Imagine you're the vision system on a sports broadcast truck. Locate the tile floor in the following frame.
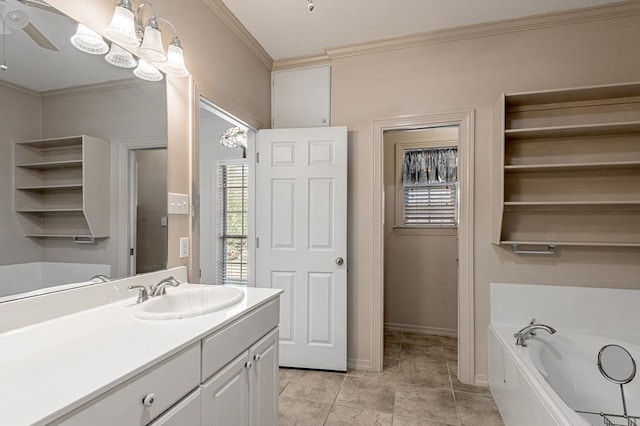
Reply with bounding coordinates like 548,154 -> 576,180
279,331 -> 504,426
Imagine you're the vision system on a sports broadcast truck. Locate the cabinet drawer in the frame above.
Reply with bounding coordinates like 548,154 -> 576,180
202,299 -> 279,381
148,388 -> 201,426
57,343 -> 201,426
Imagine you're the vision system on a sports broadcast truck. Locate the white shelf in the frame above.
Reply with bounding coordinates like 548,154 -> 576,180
501,240 -> 640,247
504,161 -> 640,172
505,121 -> 640,140
16,184 -> 83,191
16,160 -> 83,170
492,82 -> 640,248
13,135 -> 110,239
17,209 -> 84,213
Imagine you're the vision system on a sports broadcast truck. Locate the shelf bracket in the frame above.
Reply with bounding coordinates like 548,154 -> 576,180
511,244 -> 556,255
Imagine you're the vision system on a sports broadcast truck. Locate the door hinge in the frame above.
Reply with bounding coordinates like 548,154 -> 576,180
256,237 -> 260,248
130,248 -> 134,256
256,152 -> 260,163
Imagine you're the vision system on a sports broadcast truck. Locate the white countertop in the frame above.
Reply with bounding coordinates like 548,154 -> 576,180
0,284 -> 281,426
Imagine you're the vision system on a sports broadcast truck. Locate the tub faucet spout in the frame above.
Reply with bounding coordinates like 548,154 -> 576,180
514,323 -> 556,347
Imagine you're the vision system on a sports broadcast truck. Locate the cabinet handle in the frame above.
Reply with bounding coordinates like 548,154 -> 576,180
254,353 -> 261,362
245,361 -> 253,369
142,393 -> 156,408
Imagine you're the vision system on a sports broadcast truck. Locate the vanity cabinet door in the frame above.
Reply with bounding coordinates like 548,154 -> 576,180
201,350 -> 250,426
249,327 -> 279,426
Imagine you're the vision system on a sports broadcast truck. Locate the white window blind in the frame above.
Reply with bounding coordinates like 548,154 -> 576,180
404,183 -> 458,226
402,147 -> 458,227
217,161 -> 248,285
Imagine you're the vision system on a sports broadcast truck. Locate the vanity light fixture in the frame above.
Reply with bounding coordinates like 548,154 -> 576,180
105,42 -> 137,69
104,0 -> 138,48
105,0 -> 189,76
133,58 -> 163,81
155,18 -> 188,78
70,23 -> 109,55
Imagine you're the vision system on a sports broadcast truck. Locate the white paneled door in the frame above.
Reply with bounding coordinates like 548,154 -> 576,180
256,127 -> 347,371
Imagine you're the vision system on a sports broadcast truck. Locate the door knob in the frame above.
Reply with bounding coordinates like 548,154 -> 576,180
335,257 -> 344,266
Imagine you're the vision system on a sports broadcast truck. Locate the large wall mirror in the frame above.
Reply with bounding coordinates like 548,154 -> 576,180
0,0 -> 168,301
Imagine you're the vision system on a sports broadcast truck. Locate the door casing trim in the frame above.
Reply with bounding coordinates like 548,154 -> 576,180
371,109 -> 475,384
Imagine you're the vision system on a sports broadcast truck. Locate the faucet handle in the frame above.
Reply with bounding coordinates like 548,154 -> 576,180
128,284 -> 149,304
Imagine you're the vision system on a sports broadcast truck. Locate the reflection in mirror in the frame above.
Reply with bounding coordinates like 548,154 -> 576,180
0,0 -> 168,302
198,99 -> 250,285
598,344 -> 637,384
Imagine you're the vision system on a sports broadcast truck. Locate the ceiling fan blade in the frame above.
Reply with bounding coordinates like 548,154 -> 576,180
23,22 -> 58,51
16,0 -> 64,15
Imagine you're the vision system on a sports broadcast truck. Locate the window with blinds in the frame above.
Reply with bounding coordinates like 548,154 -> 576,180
402,147 -> 458,227
217,161 -> 248,285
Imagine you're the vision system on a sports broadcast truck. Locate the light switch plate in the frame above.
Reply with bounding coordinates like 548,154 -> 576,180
168,193 -> 189,215
179,237 -> 189,258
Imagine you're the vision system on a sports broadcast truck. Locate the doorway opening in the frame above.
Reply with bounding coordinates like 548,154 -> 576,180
131,148 -> 168,274
372,110 -> 475,384
382,125 -> 459,369
198,98 -> 256,286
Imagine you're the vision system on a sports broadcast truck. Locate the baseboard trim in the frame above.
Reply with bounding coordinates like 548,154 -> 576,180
475,374 -> 489,386
347,358 -> 372,371
385,322 -> 458,338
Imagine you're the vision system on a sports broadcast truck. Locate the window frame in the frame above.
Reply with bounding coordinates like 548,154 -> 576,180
394,140 -> 459,233
216,159 -> 249,285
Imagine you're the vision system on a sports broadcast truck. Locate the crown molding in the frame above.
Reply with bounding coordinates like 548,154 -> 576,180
272,54 -> 332,72
200,0 -> 273,70
0,80 -> 40,99
40,78 -> 159,100
325,0 -> 640,59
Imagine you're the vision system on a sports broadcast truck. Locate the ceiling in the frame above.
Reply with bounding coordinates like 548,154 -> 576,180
220,0 -> 625,60
0,0 -> 135,92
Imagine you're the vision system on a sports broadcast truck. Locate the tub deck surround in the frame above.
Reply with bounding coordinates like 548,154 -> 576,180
0,273 -> 282,426
489,283 -> 640,426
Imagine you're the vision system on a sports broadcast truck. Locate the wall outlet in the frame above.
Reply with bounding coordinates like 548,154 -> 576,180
179,237 -> 189,258
168,193 -> 189,215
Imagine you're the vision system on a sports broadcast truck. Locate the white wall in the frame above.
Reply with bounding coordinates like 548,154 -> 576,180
0,84 -> 43,271
199,108 -> 244,284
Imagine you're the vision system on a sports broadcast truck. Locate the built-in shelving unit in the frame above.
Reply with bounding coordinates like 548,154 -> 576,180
13,135 -> 110,240
492,81 -> 640,249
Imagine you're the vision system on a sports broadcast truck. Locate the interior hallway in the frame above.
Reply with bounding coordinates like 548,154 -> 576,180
279,332 -> 504,425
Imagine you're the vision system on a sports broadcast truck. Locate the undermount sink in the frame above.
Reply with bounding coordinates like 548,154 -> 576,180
133,285 -> 245,320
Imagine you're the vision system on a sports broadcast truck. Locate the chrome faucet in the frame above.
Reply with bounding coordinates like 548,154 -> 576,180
128,284 -> 150,303
90,274 -> 110,283
514,318 -> 556,347
150,276 -> 181,297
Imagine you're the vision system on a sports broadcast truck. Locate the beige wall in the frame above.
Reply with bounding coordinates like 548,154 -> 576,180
0,84 -> 43,266
332,14 -> 640,377
384,128 -> 458,334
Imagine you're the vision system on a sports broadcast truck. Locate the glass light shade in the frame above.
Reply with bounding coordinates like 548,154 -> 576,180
104,6 -> 139,48
2,9 -> 28,30
161,43 -> 189,77
133,59 -> 163,82
70,24 -> 109,55
105,43 -> 137,69
138,25 -> 166,63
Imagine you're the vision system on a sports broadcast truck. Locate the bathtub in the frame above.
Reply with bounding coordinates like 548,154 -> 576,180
489,325 -> 640,426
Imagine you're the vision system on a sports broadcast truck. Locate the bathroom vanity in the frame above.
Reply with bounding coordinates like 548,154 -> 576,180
0,267 -> 282,426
